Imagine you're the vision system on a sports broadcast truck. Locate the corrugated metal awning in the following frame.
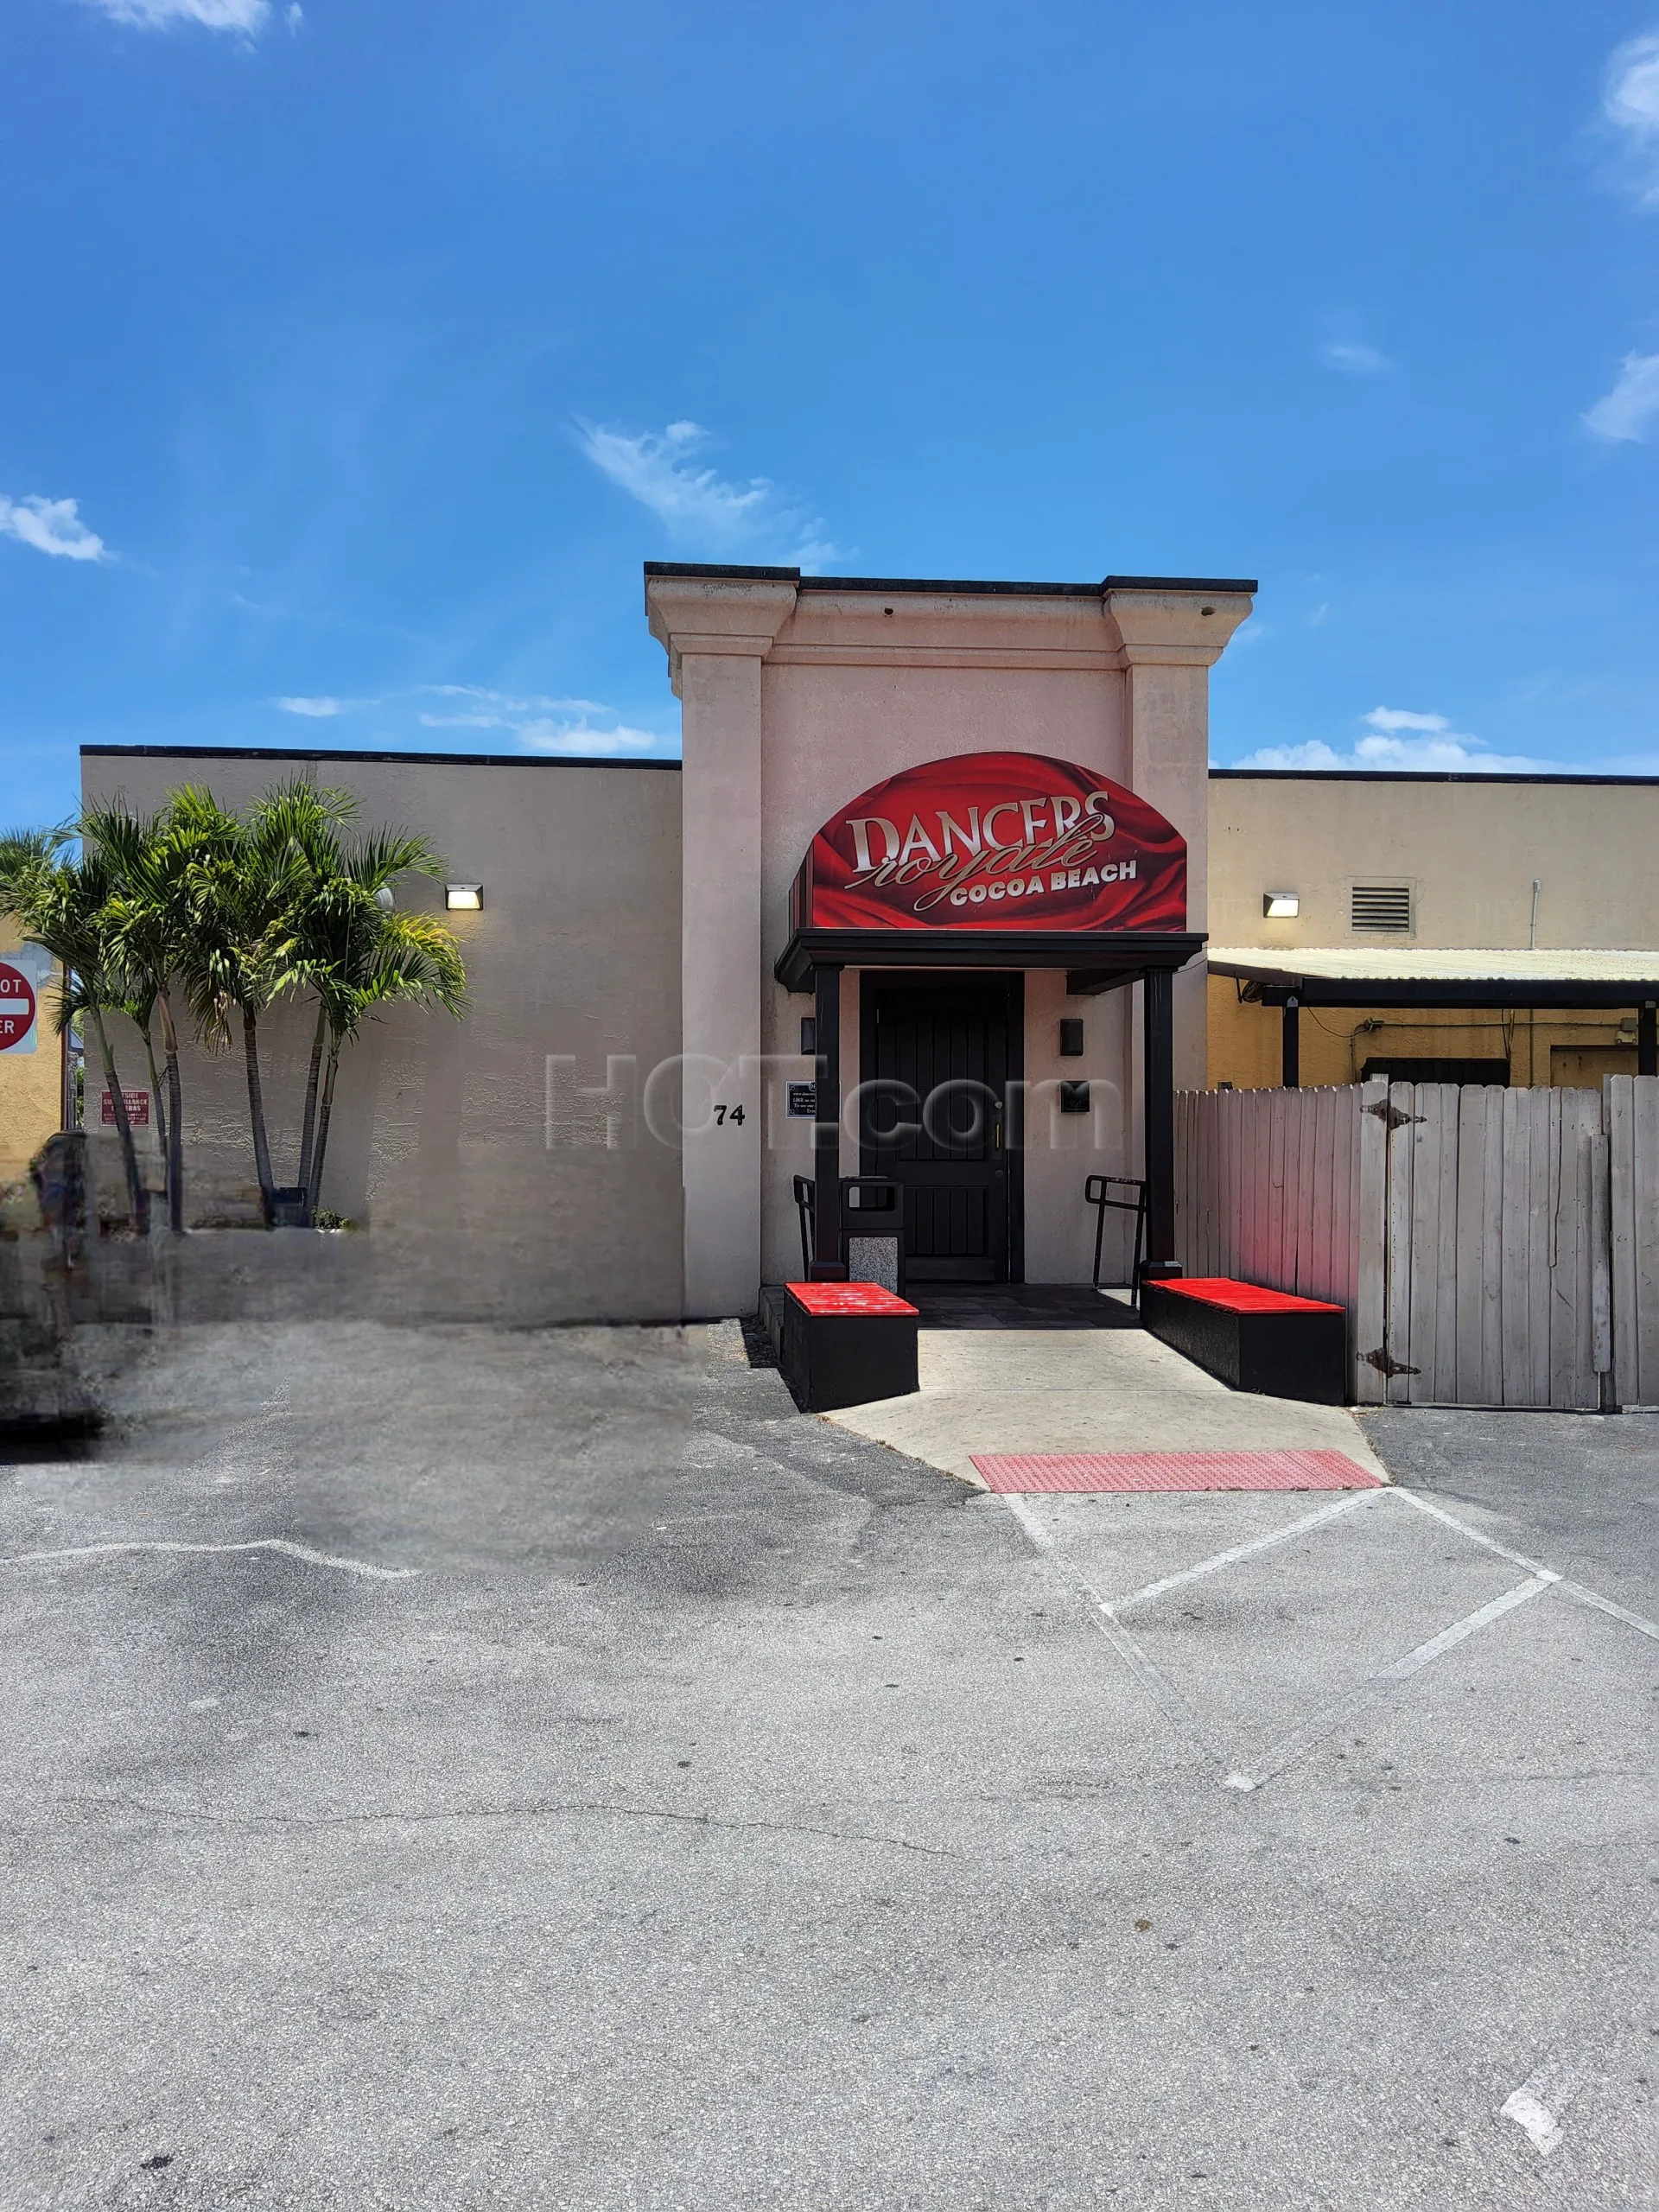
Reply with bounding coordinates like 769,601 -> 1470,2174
1205,945 -> 1659,1009
1209,945 -> 1659,986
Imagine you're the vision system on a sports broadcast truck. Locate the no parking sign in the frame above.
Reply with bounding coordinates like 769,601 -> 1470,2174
0,958 -> 41,1053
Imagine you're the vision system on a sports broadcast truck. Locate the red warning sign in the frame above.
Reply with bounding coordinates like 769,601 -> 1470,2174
0,961 -> 37,1052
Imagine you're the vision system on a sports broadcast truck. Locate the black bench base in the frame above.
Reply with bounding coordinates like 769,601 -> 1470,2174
1141,1284 -> 1348,1405
762,1285 -> 920,1413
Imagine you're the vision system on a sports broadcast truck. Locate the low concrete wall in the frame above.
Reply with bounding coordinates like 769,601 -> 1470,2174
1,1119 -> 685,1427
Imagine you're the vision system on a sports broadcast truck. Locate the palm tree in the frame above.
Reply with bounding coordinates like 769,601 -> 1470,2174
80,798 -> 208,1234
0,829 -> 150,1235
122,976 -> 169,1178
73,785 -> 465,1235
296,852 -> 466,1218
265,814 -> 459,1218
163,784 -> 322,1224
236,779 -> 363,1206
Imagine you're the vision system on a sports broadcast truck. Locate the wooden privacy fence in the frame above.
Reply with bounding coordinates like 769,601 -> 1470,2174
1607,1074 -> 1659,1408
1173,1074 -> 1659,1410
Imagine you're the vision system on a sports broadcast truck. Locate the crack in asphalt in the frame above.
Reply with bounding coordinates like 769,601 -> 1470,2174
60,1792 -> 961,1859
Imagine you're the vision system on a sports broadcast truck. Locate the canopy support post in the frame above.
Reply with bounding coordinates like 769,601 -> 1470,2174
1142,968 -> 1179,1274
810,963 -> 847,1281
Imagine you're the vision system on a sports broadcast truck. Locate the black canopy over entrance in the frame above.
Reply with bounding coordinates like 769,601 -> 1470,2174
774,923 -> 1205,1285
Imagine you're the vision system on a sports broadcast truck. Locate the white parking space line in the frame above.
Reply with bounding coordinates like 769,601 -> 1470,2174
1501,2054 -> 1586,2156
1003,1496 -> 1226,1762
1391,1484 -> 1659,1640
1555,1580 -> 1659,1642
1389,1485 -> 1558,1578
0,1538 -> 420,1583
1004,1473 -> 1655,1792
1501,2086 -> 1562,2156
1238,1573 -> 1559,1789
1110,1491 -> 1380,1611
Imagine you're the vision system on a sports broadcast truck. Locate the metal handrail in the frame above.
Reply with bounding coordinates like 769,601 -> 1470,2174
791,1174 -> 816,1277
1084,1173 -> 1148,1306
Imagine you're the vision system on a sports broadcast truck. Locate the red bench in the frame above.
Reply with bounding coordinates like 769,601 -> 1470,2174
774,1281 -> 920,1413
1140,1276 -> 1348,1404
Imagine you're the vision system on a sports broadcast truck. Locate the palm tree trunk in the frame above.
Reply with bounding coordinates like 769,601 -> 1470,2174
307,1039 -> 342,1217
241,1006 -> 275,1220
156,988 -> 186,1234
88,1007 -> 149,1236
296,1001 -> 327,1205
142,1020 -> 168,1174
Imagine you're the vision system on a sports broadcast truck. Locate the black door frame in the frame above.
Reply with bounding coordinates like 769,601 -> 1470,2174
857,969 -> 1026,1285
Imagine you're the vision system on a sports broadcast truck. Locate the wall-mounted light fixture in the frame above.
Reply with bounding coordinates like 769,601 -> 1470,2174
1263,892 -> 1300,918
445,883 -> 483,912
1058,1018 -> 1084,1058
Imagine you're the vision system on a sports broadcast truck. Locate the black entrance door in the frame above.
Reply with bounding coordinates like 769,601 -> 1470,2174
860,976 -> 1020,1283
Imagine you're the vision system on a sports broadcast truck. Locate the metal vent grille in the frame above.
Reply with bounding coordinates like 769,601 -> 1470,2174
1351,883 -> 1413,933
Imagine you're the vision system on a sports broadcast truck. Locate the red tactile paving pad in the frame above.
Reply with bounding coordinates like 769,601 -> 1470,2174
970,1449 -> 1383,1494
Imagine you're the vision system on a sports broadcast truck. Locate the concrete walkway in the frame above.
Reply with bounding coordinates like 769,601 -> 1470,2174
826,1320 -> 1389,1484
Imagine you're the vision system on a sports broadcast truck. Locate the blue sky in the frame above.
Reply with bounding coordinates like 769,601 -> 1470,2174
3,0 -> 1658,827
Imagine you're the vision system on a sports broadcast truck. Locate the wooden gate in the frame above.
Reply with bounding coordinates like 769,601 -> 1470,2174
1372,1082 -> 1607,1411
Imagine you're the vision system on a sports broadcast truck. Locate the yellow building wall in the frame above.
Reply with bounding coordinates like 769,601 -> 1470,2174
1205,773 -> 1658,1091
1206,974 -> 1643,1090
0,922 -> 64,1183
1208,774 -> 1659,952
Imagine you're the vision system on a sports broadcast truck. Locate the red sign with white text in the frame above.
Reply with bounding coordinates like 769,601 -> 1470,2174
0,962 -> 38,1051
795,752 -> 1186,932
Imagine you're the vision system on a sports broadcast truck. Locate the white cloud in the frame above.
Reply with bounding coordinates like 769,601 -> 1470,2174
516,721 -> 658,757
0,493 -> 107,562
1602,30 -> 1659,206
1362,707 -> 1452,734
1584,351 -> 1659,442
275,696 -> 364,717
265,683 -> 669,756
415,685 -> 666,757
79,0 -> 271,28
1319,340 -> 1393,376
417,684 -> 610,721
574,418 -> 840,570
1233,706 -> 1554,773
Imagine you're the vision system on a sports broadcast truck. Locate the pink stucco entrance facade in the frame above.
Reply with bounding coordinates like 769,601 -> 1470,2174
645,565 -> 1254,1320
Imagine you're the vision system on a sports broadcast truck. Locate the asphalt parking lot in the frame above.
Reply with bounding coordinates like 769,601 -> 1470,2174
2,1322 -> 1654,2210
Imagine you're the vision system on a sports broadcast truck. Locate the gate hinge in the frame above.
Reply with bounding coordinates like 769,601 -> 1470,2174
1365,1100 -> 1426,1131
1363,1346 -> 1421,1378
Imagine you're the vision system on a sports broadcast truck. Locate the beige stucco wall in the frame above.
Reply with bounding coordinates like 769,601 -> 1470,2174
79,749 -> 684,1322
649,573 -> 1251,1306
0,925 -> 62,1183
1206,773 -> 1659,1089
